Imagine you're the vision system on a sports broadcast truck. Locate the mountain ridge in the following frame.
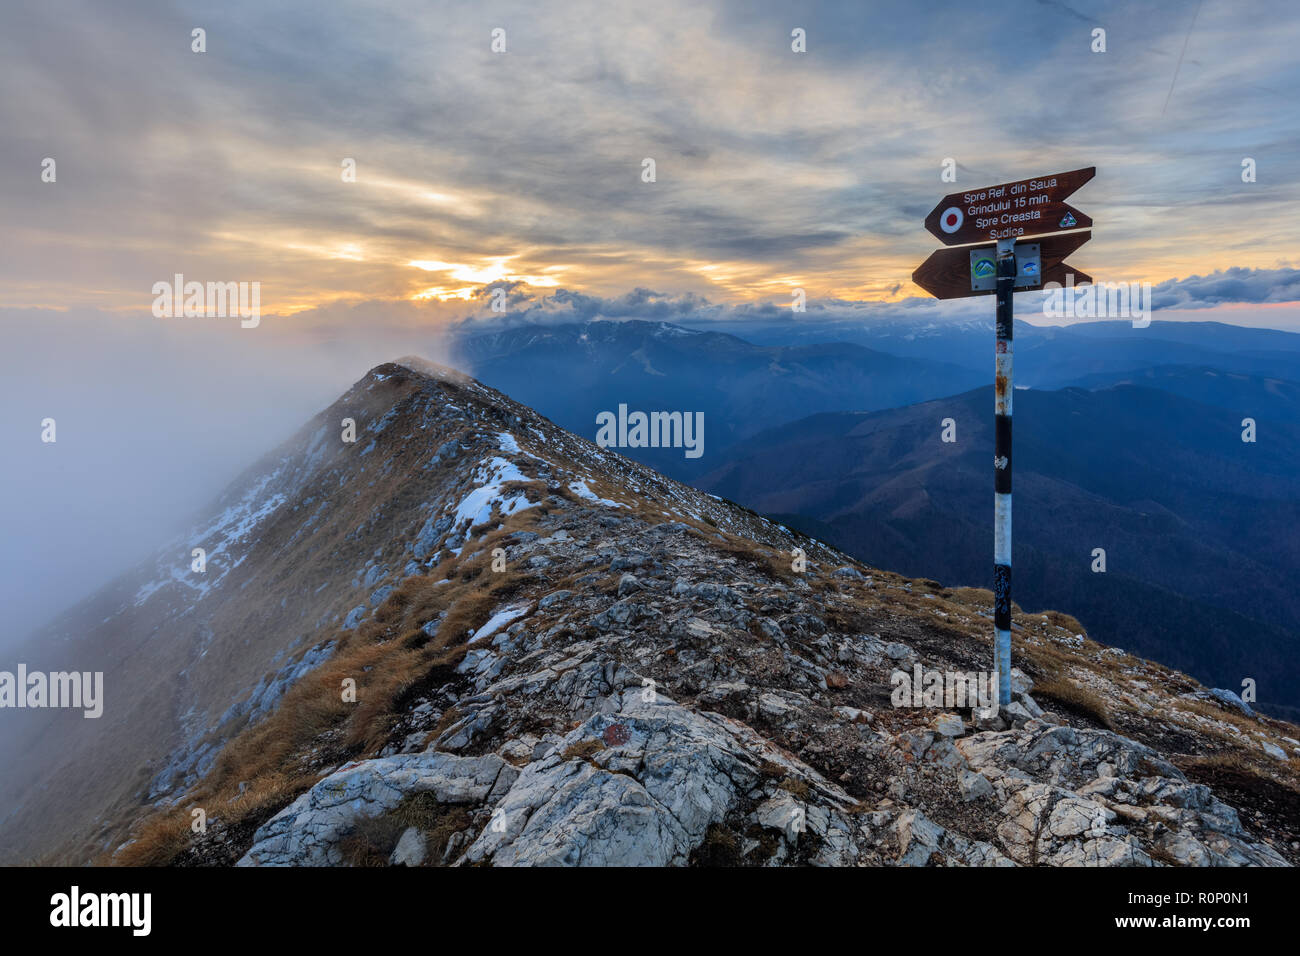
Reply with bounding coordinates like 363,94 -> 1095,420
3,359 -> 1297,867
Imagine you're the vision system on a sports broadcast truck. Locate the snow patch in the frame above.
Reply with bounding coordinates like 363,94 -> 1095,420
470,601 -> 532,644
567,479 -> 622,508
452,457 -> 538,527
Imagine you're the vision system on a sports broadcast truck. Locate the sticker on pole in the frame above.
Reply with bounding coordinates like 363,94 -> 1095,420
939,206 -> 964,234
968,243 -> 1041,291
915,232 -> 1089,299
971,254 -> 996,280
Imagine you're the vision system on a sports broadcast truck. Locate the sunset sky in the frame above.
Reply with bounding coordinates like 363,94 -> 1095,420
4,0 -> 1300,642
3,0 -> 1299,326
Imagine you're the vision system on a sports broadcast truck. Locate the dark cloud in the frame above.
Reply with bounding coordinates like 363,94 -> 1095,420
5,0 -> 1299,312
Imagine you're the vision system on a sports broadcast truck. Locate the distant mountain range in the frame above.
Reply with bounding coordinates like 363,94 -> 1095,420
452,319 -> 984,479
1057,365 -> 1300,422
698,317 -> 1300,385
695,380 -> 1300,717
452,319 -> 1300,480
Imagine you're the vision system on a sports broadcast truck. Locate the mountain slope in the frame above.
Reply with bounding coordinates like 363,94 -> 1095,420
695,384 -> 1300,717
4,361 -> 1298,868
1058,365 -> 1300,422
0,358 -> 818,864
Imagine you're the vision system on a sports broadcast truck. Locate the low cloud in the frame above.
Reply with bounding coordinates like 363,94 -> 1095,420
1151,267 -> 1300,310
449,265 -> 1300,334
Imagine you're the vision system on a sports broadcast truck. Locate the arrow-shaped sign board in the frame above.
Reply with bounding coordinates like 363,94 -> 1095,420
912,230 -> 1092,300
924,167 -> 1095,246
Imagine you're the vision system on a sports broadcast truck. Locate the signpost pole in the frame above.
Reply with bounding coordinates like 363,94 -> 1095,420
913,166 -> 1095,707
993,238 -> 1015,708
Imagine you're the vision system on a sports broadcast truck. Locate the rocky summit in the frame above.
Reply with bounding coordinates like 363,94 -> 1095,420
6,359 -> 1298,867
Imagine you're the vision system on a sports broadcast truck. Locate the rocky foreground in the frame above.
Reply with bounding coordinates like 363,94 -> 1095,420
233,523 -> 1292,868
109,360 -> 1297,867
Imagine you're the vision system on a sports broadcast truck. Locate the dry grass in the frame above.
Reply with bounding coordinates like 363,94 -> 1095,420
561,739 -> 606,761
1037,609 -> 1087,636
710,533 -> 798,583
1172,698 -> 1262,737
336,790 -> 477,866
1031,677 -> 1115,730
692,823 -> 743,867
109,507 -> 547,866
1180,749 -> 1259,775
777,776 -> 811,799
113,809 -> 196,867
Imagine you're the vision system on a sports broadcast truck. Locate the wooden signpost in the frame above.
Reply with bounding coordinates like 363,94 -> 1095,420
912,231 -> 1092,300
912,168 -> 1094,708
923,167 -> 1095,247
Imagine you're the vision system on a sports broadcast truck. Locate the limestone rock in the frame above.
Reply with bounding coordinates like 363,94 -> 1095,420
390,827 -> 426,866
